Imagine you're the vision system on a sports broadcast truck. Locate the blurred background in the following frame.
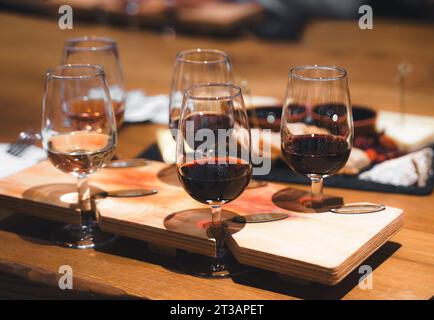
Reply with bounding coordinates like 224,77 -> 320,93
0,0 -> 433,157
0,1 -> 433,299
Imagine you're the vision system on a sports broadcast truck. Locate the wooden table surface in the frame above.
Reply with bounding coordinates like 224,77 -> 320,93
0,11 -> 433,299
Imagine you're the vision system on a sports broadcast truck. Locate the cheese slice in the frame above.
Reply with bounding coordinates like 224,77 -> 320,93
338,148 -> 371,175
359,148 -> 433,187
377,111 -> 434,152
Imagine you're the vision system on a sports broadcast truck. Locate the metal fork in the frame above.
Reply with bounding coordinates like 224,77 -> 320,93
6,131 -> 40,157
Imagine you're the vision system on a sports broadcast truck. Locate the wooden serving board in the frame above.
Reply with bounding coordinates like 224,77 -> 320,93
0,160 -> 403,285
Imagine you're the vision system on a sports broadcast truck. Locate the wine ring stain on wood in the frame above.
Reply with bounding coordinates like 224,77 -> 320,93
22,183 -> 105,208
272,187 -> 344,213
164,208 -> 245,239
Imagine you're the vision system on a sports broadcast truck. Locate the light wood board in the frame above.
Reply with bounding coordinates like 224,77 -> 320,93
0,160 -> 403,285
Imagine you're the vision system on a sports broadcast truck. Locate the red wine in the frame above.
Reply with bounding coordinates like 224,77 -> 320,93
177,112 -> 232,131
178,157 -> 251,205
282,134 -> 350,175
173,112 -> 233,145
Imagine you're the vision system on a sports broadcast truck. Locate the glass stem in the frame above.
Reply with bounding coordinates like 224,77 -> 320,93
211,204 -> 221,225
310,175 -> 324,204
77,175 -> 93,226
211,204 -> 225,272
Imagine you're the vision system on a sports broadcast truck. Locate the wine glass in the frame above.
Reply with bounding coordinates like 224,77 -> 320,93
62,36 -> 125,130
169,49 -> 233,138
280,65 -> 353,212
176,83 -> 252,278
42,64 -> 117,249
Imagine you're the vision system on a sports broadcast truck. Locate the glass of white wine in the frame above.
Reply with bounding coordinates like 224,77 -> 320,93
41,64 -> 117,249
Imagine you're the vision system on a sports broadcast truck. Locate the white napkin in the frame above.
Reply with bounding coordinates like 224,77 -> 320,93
122,91 -> 282,125
124,90 -> 169,124
0,143 -> 46,179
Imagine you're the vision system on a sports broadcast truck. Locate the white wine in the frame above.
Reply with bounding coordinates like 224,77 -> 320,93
47,131 -> 115,176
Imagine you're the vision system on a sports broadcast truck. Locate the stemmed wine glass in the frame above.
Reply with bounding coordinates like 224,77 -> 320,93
280,65 -> 353,212
176,83 -> 252,278
41,64 -> 117,249
62,36 -> 125,130
169,49 -> 233,138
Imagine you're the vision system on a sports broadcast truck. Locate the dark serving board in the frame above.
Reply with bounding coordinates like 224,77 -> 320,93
140,144 -> 434,196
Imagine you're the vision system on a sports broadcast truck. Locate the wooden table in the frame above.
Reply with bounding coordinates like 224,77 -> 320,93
0,11 -> 433,299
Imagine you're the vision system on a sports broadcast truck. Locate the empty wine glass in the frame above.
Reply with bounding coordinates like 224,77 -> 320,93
169,49 -> 233,138
62,36 -> 125,130
176,83 -> 252,278
41,64 -> 117,249
280,65 -> 353,212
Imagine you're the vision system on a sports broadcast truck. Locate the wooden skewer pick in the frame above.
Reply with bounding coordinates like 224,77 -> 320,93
396,61 -> 413,126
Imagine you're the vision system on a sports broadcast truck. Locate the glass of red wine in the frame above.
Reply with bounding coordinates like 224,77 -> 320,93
280,65 -> 353,212
175,83 -> 252,278
169,49 -> 233,139
41,64 -> 117,249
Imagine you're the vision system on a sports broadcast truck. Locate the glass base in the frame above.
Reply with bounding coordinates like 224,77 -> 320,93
51,222 -> 117,249
176,250 -> 248,279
